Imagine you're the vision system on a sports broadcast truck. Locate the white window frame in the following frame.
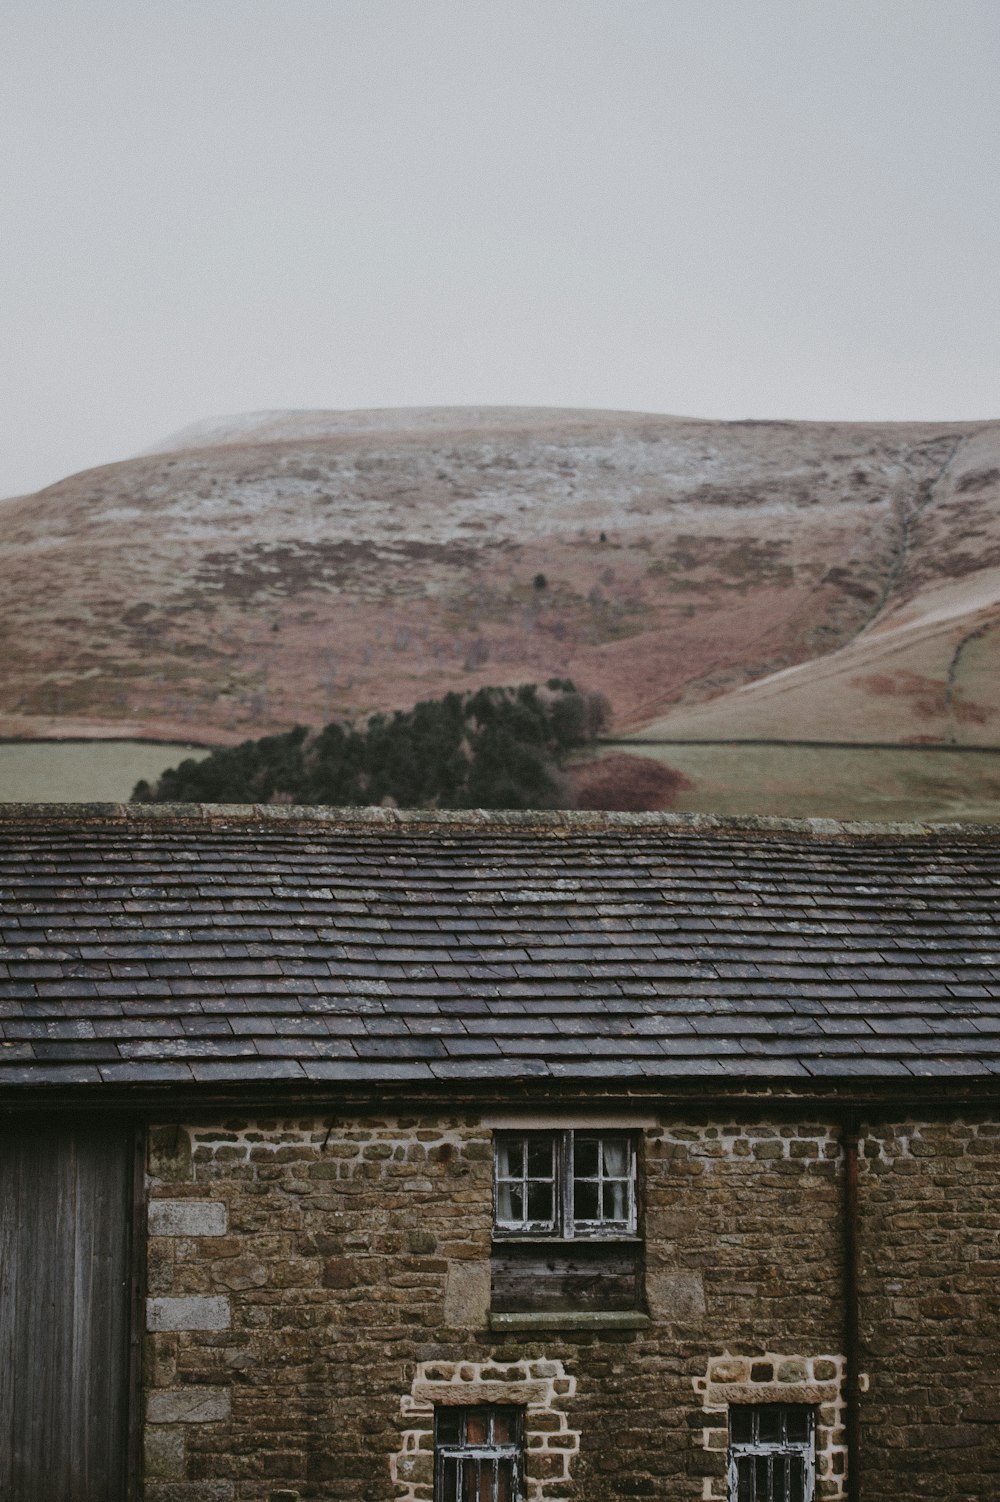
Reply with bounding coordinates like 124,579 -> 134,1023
492,1129 -> 637,1240
727,1405 -> 815,1502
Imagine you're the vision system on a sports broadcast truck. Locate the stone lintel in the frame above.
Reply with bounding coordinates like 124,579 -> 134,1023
412,1380 -> 551,1408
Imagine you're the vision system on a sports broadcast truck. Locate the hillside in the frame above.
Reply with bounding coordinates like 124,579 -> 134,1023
2,407 -> 999,775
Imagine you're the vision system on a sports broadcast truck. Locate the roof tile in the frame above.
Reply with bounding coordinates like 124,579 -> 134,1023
1,806 -> 999,1090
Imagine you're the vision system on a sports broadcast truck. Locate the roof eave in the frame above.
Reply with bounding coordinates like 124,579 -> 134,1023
2,1071 -> 998,1118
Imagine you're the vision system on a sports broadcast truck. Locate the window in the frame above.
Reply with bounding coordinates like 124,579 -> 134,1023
728,1405 -> 815,1502
434,1405 -> 524,1502
493,1130 -> 636,1238
490,1129 -> 643,1319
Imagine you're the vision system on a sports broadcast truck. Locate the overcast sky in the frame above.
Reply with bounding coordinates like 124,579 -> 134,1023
2,0 -> 998,498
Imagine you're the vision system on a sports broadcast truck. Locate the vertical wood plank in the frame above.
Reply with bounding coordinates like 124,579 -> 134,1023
0,1116 -> 132,1502
0,1123 -> 20,1497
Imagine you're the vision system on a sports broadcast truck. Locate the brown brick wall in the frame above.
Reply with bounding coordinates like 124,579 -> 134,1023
142,1109 -> 999,1502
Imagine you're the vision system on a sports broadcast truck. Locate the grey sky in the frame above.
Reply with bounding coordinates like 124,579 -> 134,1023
2,0 -> 998,498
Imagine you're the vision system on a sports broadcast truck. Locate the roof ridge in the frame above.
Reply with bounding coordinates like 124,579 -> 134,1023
0,801 -> 996,841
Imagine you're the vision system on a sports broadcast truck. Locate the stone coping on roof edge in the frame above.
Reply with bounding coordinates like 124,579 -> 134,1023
0,802 -> 997,840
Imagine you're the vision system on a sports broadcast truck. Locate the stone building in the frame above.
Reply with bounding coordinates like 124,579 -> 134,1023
1,803 -> 998,1502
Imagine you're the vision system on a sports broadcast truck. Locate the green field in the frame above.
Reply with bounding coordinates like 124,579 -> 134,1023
2,737 -> 999,823
0,742 -> 209,803
602,741 -> 1000,823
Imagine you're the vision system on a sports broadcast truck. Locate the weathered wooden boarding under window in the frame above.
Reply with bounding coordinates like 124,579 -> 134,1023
435,1405 -> 524,1502
491,1130 -> 642,1313
0,1117 -> 136,1502
728,1405 -> 815,1502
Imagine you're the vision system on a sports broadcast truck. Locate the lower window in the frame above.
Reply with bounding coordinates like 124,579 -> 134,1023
728,1405 -> 815,1502
434,1405 -> 525,1502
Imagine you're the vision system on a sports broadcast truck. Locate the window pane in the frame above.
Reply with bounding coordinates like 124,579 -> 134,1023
789,1454 -> 805,1502
492,1409 -> 517,1445
526,1180 -> 553,1223
754,1454 -> 769,1494
497,1181 -> 523,1224
602,1180 -> 627,1221
460,1459 -> 478,1502
574,1136 -> 600,1177
758,1405 -> 782,1444
465,1409 -> 488,1444
496,1458 -> 514,1502
526,1136 -> 553,1177
574,1180 -> 599,1220
495,1140 -> 523,1179
602,1137 -> 628,1176
730,1407 -> 754,1445
437,1409 -> 461,1445
785,1408 -> 810,1444
440,1457 -> 460,1502
772,1454 -> 787,1498
452,1457 -> 505,1502
736,1455 -> 753,1502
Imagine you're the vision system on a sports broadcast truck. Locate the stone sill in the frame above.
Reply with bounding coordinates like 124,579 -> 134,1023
492,1234 -> 642,1246
489,1310 -> 651,1332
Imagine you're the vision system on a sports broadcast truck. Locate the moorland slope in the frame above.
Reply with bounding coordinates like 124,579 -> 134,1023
2,407 -> 999,774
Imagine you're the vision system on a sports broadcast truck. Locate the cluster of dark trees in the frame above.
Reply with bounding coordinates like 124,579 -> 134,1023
132,681 -> 608,810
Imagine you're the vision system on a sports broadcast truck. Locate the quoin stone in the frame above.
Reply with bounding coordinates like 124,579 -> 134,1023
148,1199 -> 228,1237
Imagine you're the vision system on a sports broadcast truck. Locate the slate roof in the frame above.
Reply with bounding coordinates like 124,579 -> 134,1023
1,804 -> 999,1094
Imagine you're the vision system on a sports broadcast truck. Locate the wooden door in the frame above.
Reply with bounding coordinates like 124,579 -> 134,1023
0,1116 -> 137,1501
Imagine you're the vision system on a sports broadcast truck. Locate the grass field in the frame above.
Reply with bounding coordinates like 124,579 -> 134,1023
601,741 -> 1000,822
2,737 -> 999,823
0,742 -> 208,803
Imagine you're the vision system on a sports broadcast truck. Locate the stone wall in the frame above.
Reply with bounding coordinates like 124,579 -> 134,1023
142,1109 -> 1000,1502
858,1116 -> 1000,1500
392,1358 -> 580,1502
694,1352 -> 846,1501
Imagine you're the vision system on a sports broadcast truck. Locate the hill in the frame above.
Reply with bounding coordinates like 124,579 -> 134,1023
2,407 -> 999,780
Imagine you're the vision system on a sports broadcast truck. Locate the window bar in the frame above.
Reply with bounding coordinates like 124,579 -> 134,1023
516,1137 -> 527,1232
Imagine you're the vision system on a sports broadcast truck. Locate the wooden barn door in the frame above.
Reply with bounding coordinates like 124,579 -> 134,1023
0,1116 -> 138,1501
